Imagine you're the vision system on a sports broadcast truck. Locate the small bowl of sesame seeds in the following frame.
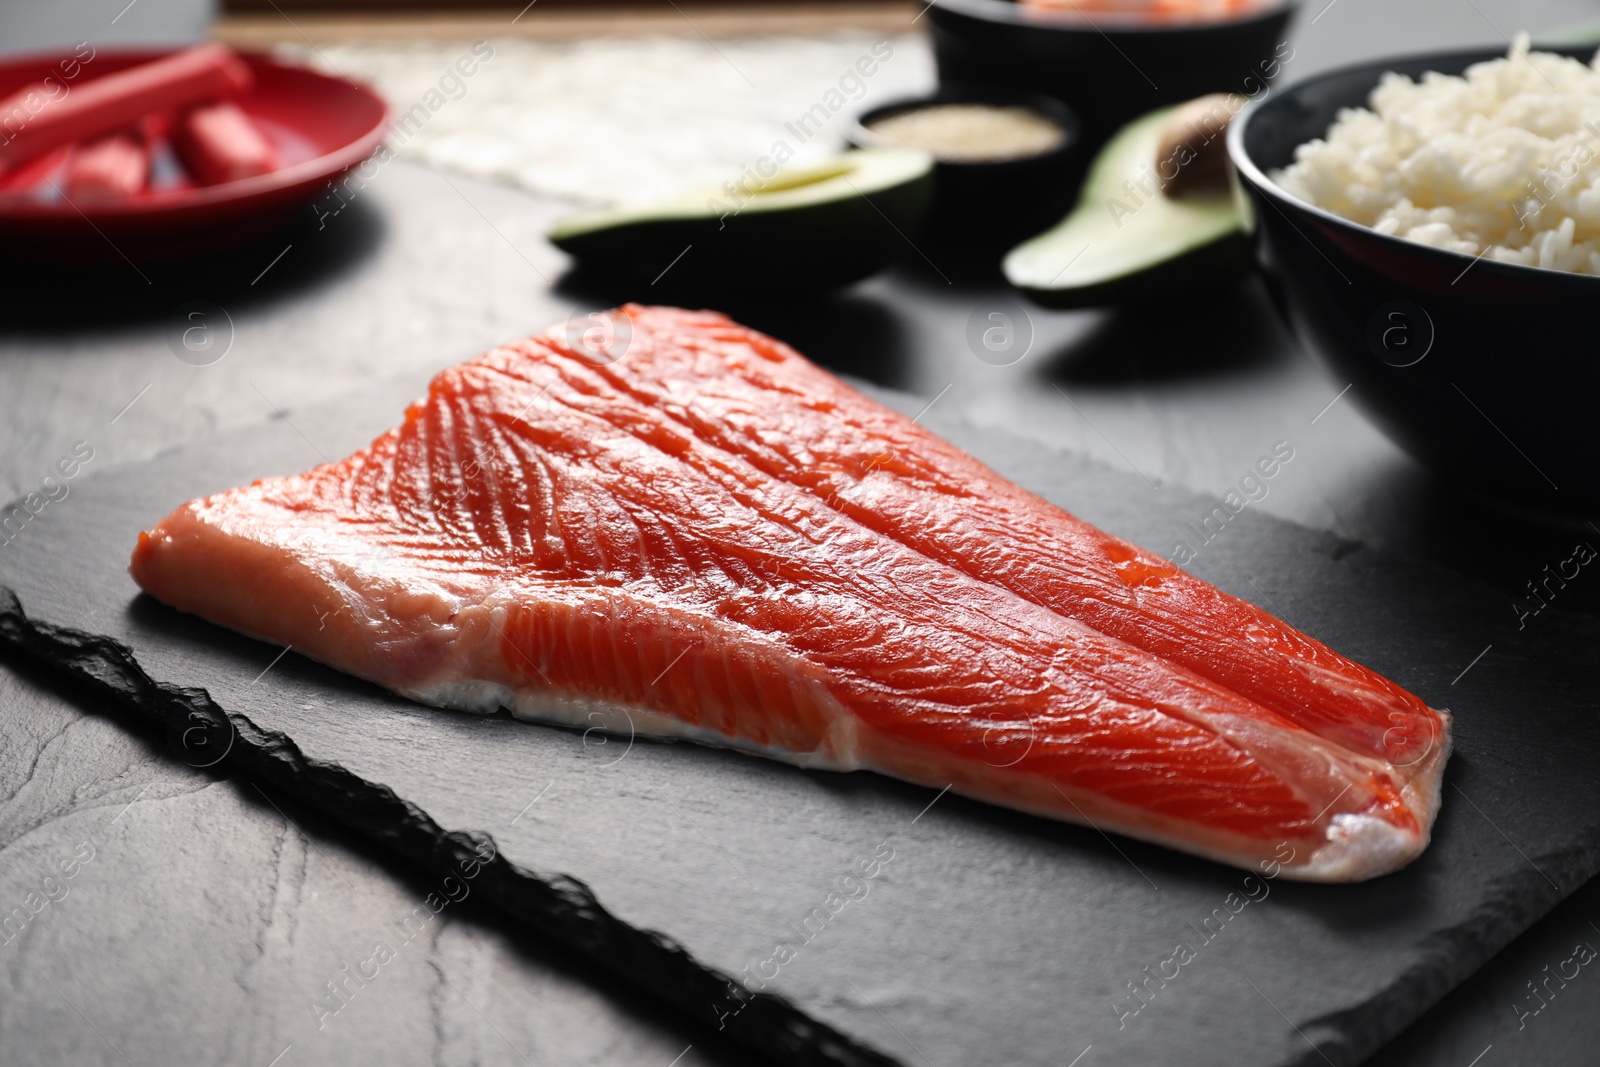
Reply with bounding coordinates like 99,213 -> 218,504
848,83 -> 1082,251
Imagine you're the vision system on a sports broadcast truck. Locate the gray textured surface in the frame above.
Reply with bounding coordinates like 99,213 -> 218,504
3,368 -> 1597,1067
1365,870 -> 1600,1067
0,648 -> 766,1067
4,1 -> 1600,1057
0,162 -> 772,1067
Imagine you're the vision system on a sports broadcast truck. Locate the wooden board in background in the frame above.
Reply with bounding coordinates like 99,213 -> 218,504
215,3 -> 920,46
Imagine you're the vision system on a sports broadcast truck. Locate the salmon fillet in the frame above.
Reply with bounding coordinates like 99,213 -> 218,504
565,308 -> 1447,771
130,306 -> 1450,881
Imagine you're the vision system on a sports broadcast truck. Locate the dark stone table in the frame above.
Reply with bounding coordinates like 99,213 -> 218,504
4,3 -> 1599,1063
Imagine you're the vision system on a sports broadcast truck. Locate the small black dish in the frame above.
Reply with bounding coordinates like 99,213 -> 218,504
926,0 -> 1299,150
848,84 -> 1082,250
1229,45 -> 1600,515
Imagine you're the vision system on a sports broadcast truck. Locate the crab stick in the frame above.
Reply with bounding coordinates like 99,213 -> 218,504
0,44 -> 252,170
64,132 -> 149,201
171,101 -> 276,185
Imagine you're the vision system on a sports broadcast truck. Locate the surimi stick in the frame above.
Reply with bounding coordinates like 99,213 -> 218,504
0,44 -> 252,170
171,101 -> 276,185
64,131 -> 149,200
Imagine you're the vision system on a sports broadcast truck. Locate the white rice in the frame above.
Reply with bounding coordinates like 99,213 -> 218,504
1273,35 -> 1600,275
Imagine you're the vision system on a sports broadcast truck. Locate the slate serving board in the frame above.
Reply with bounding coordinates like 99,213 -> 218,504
2,377 -> 1597,1067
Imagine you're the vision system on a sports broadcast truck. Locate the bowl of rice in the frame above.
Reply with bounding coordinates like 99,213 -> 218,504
1229,37 -> 1600,514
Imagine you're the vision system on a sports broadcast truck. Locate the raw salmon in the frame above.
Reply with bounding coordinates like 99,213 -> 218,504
129,307 -> 1450,881
562,307 -> 1445,771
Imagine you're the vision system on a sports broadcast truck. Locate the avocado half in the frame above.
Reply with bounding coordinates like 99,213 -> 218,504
548,149 -> 935,291
1003,105 -> 1248,309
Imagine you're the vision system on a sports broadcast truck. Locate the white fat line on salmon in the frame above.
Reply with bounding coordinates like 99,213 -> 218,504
1511,540 -> 1596,631
449,380 -> 557,502
1109,841 -> 1297,1031
579,708 -> 634,766
0,441 -> 95,551
304,541 -> 396,654
1512,930 -> 1599,1031
759,378 -> 930,490
650,648 -> 693,687
1167,440 -> 1294,568
709,842 -> 895,1032
310,838 -> 496,1032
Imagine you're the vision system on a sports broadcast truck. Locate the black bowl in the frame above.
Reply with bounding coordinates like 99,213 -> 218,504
1229,45 -> 1600,515
927,0 -> 1299,149
848,84 -> 1083,250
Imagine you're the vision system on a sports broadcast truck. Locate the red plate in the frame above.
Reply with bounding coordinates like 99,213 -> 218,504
0,47 -> 389,262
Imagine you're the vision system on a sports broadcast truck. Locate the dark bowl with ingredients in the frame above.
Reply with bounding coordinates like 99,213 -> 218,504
927,0 -> 1299,149
848,84 -> 1083,249
1228,44 -> 1600,515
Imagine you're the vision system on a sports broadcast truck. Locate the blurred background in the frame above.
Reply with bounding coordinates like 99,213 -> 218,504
6,0 -> 1594,211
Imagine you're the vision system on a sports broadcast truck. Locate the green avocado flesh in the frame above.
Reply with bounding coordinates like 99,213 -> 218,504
548,149 -> 934,290
1004,106 -> 1247,308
